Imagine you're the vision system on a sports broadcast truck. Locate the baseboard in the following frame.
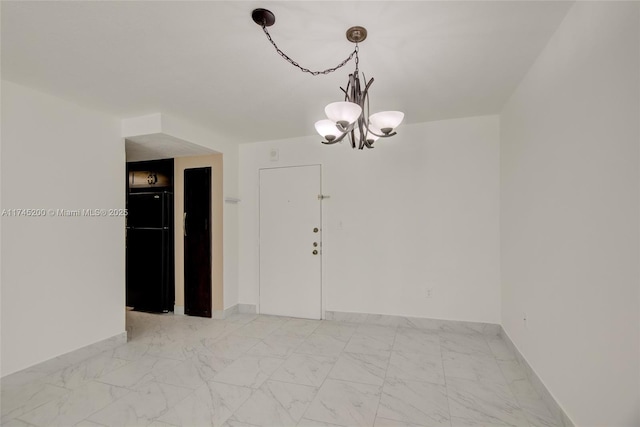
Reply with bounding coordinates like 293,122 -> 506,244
499,327 -> 574,427
238,303 -> 257,314
213,304 -> 240,319
1,331 -> 127,380
174,304 -> 241,319
325,310 -> 501,335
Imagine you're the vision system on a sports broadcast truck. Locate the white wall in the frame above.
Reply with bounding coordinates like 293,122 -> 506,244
239,115 -> 500,323
1,80 -> 126,376
500,2 -> 640,426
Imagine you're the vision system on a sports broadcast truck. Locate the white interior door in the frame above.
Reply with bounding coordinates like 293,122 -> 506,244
259,165 -> 322,319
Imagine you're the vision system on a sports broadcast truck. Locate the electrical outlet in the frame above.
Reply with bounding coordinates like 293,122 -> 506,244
426,289 -> 433,298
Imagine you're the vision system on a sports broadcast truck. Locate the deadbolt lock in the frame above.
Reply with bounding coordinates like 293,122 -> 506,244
312,250 -> 318,255
313,227 -> 319,233
313,242 -> 318,247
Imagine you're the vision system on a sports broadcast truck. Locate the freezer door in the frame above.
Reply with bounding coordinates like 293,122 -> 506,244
127,192 -> 172,229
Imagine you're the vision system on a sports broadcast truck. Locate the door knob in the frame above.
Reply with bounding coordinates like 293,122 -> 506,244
312,250 -> 318,255
313,227 -> 319,233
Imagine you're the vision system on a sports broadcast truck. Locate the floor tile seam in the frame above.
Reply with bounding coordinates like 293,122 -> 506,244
64,382 -> 135,426
342,349 -> 392,359
298,419 -> 346,427
445,375 -> 534,427
441,348 -> 499,362
296,349 -> 357,425
227,414 -> 262,427
12,407 -> 60,427
148,394 -> 197,427
167,378 -> 255,425
152,368 -> 214,391
490,345 -> 542,421
482,333 -> 514,362
518,406 -> 555,427
438,334 -> 455,427
75,415 -> 110,427
262,376 -> 321,391
499,372 -> 555,427
388,348 -> 443,362
13,416 -> 50,427
315,350 -> 344,361
224,334 -> 264,359
92,377 -> 146,394
3,383 -> 73,427
208,372 -> 266,390
242,378 -> 313,424
388,344 -> 443,357
323,342 -> 384,426
312,331 -> 356,341
325,370 -> 386,388
224,385 -> 261,427
41,376 -> 97,394
3,379 -> 71,401
250,331 -> 309,359
373,328 -> 398,425
384,372 -> 450,388
144,348 -> 193,362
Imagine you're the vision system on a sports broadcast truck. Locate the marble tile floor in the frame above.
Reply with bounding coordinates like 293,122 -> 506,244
1,311 -> 564,427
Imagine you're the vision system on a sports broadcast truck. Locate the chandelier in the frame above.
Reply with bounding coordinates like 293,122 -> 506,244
252,9 -> 404,150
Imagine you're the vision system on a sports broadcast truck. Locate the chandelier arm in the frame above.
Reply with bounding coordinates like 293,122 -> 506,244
359,75 -> 376,149
366,128 -> 397,138
321,138 -> 340,145
261,26 -> 357,76
321,125 -> 353,145
362,76 -> 374,96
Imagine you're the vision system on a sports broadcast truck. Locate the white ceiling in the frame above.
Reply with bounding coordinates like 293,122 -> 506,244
1,1 -> 573,144
125,133 -> 217,162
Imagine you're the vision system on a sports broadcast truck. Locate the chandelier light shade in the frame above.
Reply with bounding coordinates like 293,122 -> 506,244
252,8 -> 404,150
364,125 -> 383,142
314,120 -> 342,142
325,102 -> 363,129
369,111 -> 405,135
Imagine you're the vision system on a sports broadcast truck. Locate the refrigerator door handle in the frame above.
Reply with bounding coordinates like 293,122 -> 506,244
183,212 -> 187,237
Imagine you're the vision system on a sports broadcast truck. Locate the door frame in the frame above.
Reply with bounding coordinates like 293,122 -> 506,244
257,164 -> 325,319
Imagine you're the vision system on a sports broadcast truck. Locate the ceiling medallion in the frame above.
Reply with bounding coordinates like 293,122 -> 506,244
252,9 -> 404,150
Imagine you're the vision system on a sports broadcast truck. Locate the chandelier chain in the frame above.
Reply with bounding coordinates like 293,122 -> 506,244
354,44 -> 359,73
261,25 -> 357,76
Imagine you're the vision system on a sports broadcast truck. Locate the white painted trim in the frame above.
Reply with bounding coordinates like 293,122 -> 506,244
213,304 -> 240,319
325,310 -> 500,335
499,327 -> 575,427
173,305 -> 184,315
320,164 -> 326,321
1,332 -> 127,380
238,304 -> 257,314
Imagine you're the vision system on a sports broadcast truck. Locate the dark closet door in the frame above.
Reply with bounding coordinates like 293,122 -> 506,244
184,167 -> 212,318
126,228 -> 166,311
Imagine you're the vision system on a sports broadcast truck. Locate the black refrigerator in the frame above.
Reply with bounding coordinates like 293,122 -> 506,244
126,191 -> 174,312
